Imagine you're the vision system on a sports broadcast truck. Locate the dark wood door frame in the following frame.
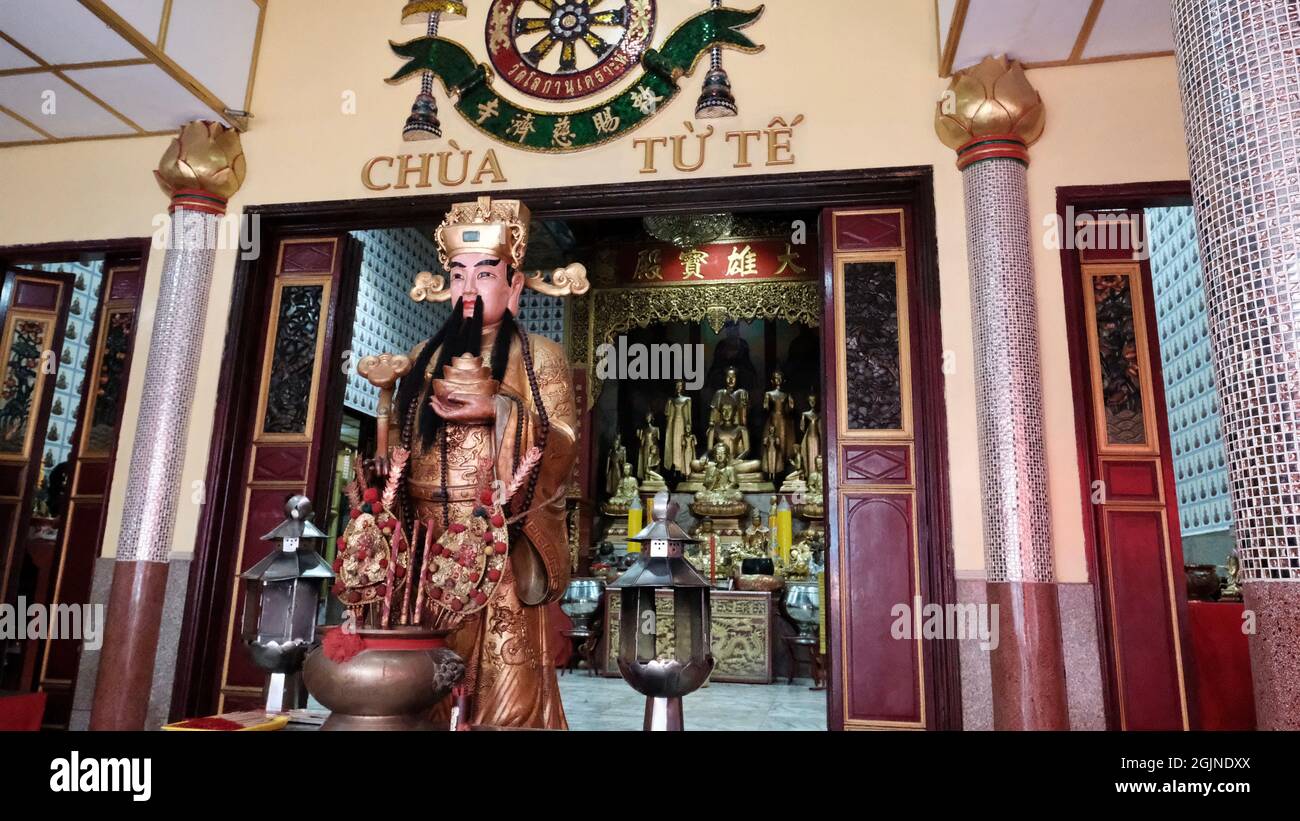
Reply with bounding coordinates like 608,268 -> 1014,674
0,238 -> 150,701
172,167 -> 961,730
1057,181 -> 1195,730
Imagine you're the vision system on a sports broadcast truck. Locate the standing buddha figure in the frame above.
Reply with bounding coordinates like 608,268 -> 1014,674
663,379 -> 693,474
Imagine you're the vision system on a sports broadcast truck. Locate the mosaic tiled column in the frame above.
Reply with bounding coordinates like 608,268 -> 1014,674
937,56 -> 1068,729
1171,0 -> 1300,730
88,122 -> 246,730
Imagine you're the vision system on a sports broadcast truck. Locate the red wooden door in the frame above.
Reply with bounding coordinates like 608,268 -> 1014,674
212,235 -> 357,713
821,207 -> 950,730
37,264 -> 144,726
1067,211 -> 1192,730
0,269 -> 73,616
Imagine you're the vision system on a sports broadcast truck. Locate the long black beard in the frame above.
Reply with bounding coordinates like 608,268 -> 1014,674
395,297 -> 518,450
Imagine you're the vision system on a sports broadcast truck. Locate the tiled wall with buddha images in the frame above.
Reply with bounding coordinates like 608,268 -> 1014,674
1147,206 -> 1234,567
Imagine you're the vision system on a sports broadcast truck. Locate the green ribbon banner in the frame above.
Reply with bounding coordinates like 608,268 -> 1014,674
388,6 -> 765,153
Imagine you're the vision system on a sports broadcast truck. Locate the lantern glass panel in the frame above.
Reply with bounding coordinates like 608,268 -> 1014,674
291,578 -> 320,643
674,588 -> 702,664
240,581 -> 263,643
257,580 -> 294,644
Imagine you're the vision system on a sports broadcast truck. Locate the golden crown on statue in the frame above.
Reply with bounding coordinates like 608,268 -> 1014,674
412,196 -> 591,303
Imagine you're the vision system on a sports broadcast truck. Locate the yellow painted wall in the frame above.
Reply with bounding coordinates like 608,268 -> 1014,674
0,0 -> 1190,582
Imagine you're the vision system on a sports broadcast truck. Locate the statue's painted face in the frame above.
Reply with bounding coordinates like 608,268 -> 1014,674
448,251 -> 523,325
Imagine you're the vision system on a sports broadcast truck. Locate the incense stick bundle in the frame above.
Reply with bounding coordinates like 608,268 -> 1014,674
413,518 -> 434,624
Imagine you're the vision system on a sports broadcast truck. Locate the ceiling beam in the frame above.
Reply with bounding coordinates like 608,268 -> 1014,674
1071,0 -> 1106,62
0,58 -> 152,78
0,102 -> 55,140
76,0 -> 240,130
938,0 -> 971,77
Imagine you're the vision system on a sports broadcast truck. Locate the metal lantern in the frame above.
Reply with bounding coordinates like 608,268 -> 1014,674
239,495 -> 334,711
609,490 -> 714,731
400,1 -> 467,140
695,0 -> 738,118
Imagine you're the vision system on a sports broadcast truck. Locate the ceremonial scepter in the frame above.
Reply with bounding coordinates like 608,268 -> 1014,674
357,353 -> 413,466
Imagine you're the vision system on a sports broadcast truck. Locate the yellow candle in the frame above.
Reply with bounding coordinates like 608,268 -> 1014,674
626,497 -> 643,553
777,495 -> 793,564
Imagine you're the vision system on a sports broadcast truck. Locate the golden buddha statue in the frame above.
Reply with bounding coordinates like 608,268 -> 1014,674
695,402 -> 773,493
636,411 -> 661,482
740,509 -> 773,561
663,379 -> 693,474
382,196 -> 583,730
604,463 -> 640,511
761,370 -> 796,476
605,433 -> 627,497
799,394 -> 823,486
708,401 -> 749,463
710,365 -> 748,426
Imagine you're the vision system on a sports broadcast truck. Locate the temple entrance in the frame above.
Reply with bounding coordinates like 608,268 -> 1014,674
178,169 -> 961,730
0,242 -> 145,728
1059,184 -> 1253,730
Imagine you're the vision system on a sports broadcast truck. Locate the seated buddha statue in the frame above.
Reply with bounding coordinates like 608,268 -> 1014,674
602,463 -> 641,514
707,402 -> 750,464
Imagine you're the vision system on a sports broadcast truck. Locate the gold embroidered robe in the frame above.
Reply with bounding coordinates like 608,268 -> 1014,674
404,326 -> 576,730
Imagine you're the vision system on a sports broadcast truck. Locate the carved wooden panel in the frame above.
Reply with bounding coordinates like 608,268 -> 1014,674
217,235 -> 352,712
833,210 -> 903,252
824,207 -> 931,730
1103,508 -> 1187,729
842,444 -> 911,484
841,493 -> 921,725
1101,458 -> 1163,504
1069,213 -> 1190,731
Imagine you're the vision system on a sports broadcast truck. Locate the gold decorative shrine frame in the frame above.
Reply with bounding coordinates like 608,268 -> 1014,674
575,278 -> 821,404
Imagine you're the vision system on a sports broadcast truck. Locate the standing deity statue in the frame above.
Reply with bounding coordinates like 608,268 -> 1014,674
761,370 -> 796,476
385,196 -> 585,730
799,394 -> 823,486
663,380 -> 694,474
636,411 -> 661,482
710,365 -> 749,427
605,433 -> 627,497
761,426 -> 782,480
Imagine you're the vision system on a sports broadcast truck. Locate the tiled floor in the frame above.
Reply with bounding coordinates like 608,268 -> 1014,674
557,672 -> 828,731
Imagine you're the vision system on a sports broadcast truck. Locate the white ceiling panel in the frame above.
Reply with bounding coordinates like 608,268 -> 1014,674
0,38 -> 40,71
0,73 -> 134,138
0,109 -> 45,142
1084,0 -> 1175,59
103,0 -> 167,43
163,0 -> 260,109
954,0 -> 1092,69
64,63 -> 222,131
0,0 -> 142,64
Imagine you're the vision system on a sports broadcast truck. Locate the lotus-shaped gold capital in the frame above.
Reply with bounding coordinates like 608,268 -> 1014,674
935,56 -> 1045,157
155,120 -> 247,203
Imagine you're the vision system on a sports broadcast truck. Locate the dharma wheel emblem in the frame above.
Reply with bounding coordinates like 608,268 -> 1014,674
486,0 -> 656,100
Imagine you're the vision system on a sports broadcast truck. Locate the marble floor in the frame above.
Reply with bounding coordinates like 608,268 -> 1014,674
557,672 -> 828,731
